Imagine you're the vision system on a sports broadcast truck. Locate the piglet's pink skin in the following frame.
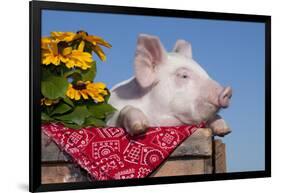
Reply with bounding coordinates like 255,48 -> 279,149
106,34 -> 232,136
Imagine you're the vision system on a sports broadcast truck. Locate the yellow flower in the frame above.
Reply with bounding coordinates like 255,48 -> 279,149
50,32 -> 76,42
42,40 -> 93,70
41,98 -> 59,106
41,37 -> 53,50
66,81 -> 108,102
76,30 -> 111,48
76,30 -> 111,61
41,40 -> 63,66
50,30 -> 111,61
63,41 -> 93,70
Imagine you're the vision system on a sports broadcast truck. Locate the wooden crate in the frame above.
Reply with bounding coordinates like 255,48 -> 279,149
41,128 -> 226,184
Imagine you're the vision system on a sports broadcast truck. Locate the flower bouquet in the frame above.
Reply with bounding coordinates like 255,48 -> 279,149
41,30 -> 116,129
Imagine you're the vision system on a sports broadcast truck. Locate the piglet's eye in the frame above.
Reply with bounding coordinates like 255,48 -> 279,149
182,75 -> 188,79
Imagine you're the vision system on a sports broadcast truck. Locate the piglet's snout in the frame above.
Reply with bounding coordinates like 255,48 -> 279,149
218,86 -> 232,108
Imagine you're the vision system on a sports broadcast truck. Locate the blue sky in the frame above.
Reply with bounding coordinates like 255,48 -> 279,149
42,10 -> 265,173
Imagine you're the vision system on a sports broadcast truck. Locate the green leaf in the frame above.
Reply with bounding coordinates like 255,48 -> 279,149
63,69 -> 81,78
41,67 -> 52,80
50,103 -> 72,116
81,61 -> 96,81
87,103 -> 116,119
54,105 -> 91,126
63,62 -> 97,82
104,89 -> 111,103
61,122 -> 82,129
41,75 -> 68,100
84,117 -> 106,127
62,97 -> 74,107
41,112 -> 53,121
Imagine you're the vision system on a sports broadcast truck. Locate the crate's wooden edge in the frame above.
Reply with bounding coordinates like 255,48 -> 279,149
41,163 -> 90,184
41,132 -> 69,162
214,139 -> 226,173
42,128 -> 213,162
41,157 -> 213,183
171,128 -> 212,157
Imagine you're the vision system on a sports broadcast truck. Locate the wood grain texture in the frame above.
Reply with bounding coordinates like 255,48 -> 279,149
171,128 -> 212,157
214,139 -> 226,173
41,164 -> 90,184
151,158 -> 208,177
203,157 -> 213,174
41,133 -> 68,162
41,157 -> 212,184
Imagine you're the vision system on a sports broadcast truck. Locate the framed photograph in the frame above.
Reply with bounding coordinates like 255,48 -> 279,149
29,0 -> 271,192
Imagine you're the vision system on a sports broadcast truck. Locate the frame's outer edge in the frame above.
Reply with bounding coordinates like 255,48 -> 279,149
30,1 -> 42,192
31,0 -> 270,22
29,0 -> 271,192
29,2 -> 34,191
265,16 -> 271,177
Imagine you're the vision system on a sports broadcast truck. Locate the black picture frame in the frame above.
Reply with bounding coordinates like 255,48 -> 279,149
29,0 -> 271,192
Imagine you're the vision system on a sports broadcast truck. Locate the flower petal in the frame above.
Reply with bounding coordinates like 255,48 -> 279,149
85,35 -> 112,48
51,32 -> 76,42
92,45 -> 106,61
78,40 -> 85,52
62,47 -> 72,56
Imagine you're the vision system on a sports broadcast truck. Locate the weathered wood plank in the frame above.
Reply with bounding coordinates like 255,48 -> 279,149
203,157 -> 213,174
42,128 -> 212,162
171,128 -> 212,157
41,157 -> 212,183
41,163 -> 90,184
214,139 -> 226,173
41,133 -> 68,162
150,158 -> 210,177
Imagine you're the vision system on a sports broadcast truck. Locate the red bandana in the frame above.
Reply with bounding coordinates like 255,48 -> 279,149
42,123 -> 203,180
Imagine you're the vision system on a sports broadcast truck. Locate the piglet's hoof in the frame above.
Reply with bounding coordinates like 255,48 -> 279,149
212,127 -> 232,137
118,105 -> 149,136
208,115 -> 231,137
128,122 -> 149,136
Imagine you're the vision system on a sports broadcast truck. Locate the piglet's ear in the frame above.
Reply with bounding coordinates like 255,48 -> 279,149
134,34 -> 167,88
173,40 -> 192,58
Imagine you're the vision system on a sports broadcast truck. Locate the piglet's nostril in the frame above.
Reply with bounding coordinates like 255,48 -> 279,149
223,89 -> 232,99
218,86 -> 232,108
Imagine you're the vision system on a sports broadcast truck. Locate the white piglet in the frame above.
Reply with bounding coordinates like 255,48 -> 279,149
106,34 -> 232,136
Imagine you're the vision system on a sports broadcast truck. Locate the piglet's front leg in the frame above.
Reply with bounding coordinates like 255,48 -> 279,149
207,114 -> 231,137
117,105 -> 149,136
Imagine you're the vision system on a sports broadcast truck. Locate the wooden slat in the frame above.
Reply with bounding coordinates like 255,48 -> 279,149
171,128 -> 212,157
214,139 -> 226,173
42,128 -> 212,162
41,157 -> 212,183
203,157 -> 213,174
150,158 -> 209,177
41,133 -> 68,162
41,163 -> 90,184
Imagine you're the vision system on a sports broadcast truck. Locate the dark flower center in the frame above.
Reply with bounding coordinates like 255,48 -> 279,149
76,30 -> 88,36
57,41 -> 69,53
73,82 -> 86,90
58,41 -> 68,47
